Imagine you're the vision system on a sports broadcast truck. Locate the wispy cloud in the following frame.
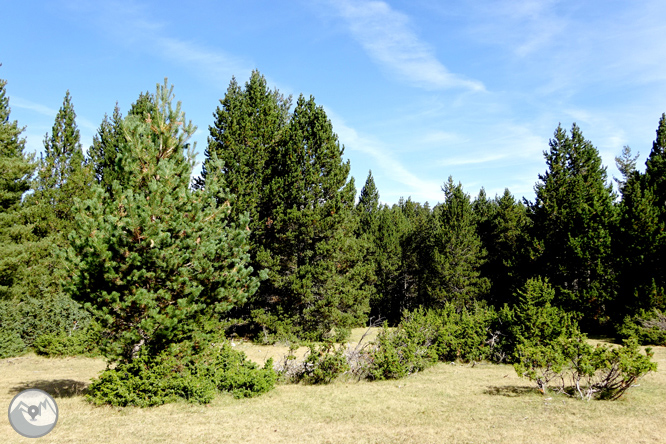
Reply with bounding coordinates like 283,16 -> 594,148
69,0 -> 252,89
11,97 -> 57,117
326,107 -> 444,204
327,0 -> 484,92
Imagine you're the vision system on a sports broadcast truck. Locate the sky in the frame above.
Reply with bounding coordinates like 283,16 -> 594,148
2,0 -> 666,206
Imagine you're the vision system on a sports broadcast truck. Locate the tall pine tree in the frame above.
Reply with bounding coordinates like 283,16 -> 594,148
529,124 -> 617,329
64,80 -> 258,362
252,94 -> 371,341
424,177 -> 489,307
0,76 -> 36,300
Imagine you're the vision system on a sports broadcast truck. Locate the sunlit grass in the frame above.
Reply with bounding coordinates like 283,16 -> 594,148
1,329 -> 664,443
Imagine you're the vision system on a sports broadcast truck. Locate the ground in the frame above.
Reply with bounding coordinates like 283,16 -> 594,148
1,329 -> 664,443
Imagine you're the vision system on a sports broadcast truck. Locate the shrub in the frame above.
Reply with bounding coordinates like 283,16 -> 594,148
497,277 -> 581,363
87,339 -> 277,407
0,294 -> 95,358
617,309 -> 666,346
515,336 -> 656,400
368,310 -> 439,380
432,303 -> 498,363
32,326 -> 101,357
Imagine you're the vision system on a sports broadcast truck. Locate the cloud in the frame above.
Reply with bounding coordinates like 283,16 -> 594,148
328,0 -> 484,92
11,97 -> 57,117
70,0 -> 252,89
326,107 -> 443,203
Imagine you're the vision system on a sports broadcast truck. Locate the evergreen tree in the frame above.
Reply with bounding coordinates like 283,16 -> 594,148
424,177 -> 489,307
529,124 -> 617,329
486,189 -> 532,306
615,115 -> 666,315
64,80 -> 258,362
252,94 -> 371,341
645,114 -> 666,210
89,104 -> 124,195
614,145 -> 640,194
199,70 -> 291,230
395,197 -> 432,316
370,203 -> 408,323
0,76 -> 36,299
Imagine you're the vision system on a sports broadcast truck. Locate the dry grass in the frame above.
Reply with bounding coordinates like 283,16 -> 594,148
1,330 -> 665,444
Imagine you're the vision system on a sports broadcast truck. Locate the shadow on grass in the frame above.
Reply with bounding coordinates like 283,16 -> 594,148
9,379 -> 90,398
483,385 -> 541,397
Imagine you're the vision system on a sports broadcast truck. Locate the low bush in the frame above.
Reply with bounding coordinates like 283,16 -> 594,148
0,294 -> 95,358
617,309 -> 666,346
367,310 -> 439,380
515,336 -> 656,400
87,340 -> 277,407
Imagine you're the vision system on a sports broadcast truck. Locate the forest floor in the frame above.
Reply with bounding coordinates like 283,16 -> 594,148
1,329 -> 665,444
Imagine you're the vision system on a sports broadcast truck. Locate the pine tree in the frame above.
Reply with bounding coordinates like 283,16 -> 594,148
0,76 -> 36,299
370,203 -> 408,323
199,70 -> 291,230
529,124 -> 617,329
615,115 -> 666,315
30,91 -> 93,235
89,104 -> 124,195
64,80 -> 259,362
486,189 -> 532,306
614,145 -> 640,194
645,114 -> 666,210
424,177 -> 489,307
396,197 -> 432,315
253,93 -> 371,341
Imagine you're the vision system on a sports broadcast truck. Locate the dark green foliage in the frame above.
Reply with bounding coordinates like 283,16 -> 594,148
477,189 -> 532,307
64,80 -> 259,363
498,277 -> 581,362
0,76 -> 36,301
200,73 -> 371,342
424,177 -> 489,307
33,328 -> 100,357
614,116 -> 666,320
0,293 -> 95,357
252,94 -> 371,341
86,340 -> 276,407
431,304 -> 498,363
529,124 -> 617,329
368,204 -> 408,323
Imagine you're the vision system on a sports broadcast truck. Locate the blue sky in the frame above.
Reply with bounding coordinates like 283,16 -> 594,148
2,0 -> 665,205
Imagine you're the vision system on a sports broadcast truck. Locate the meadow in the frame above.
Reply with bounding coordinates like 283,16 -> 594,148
1,329 -> 665,444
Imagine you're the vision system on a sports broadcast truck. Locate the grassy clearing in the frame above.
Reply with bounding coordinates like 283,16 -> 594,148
1,330 -> 665,444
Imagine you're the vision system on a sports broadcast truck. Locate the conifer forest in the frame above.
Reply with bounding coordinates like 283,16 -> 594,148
1,70 -> 664,405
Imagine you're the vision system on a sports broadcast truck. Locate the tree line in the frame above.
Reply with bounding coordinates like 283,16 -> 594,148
1,70 -> 665,364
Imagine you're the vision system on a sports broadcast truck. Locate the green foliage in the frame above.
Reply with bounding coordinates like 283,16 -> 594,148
368,311 -> 439,380
431,304 -> 498,363
301,341 -> 350,384
32,328 -> 100,357
515,336 -> 656,401
476,189 -> 532,307
0,76 -> 37,301
0,293 -> 95,357
87,340 -> 276,407
498,277 -> 581,362
424,177 -> 489,307
617,309 -> 666,346
529,124 -> 618,329
64,80 -> 259,363
0,328 -> 25,359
